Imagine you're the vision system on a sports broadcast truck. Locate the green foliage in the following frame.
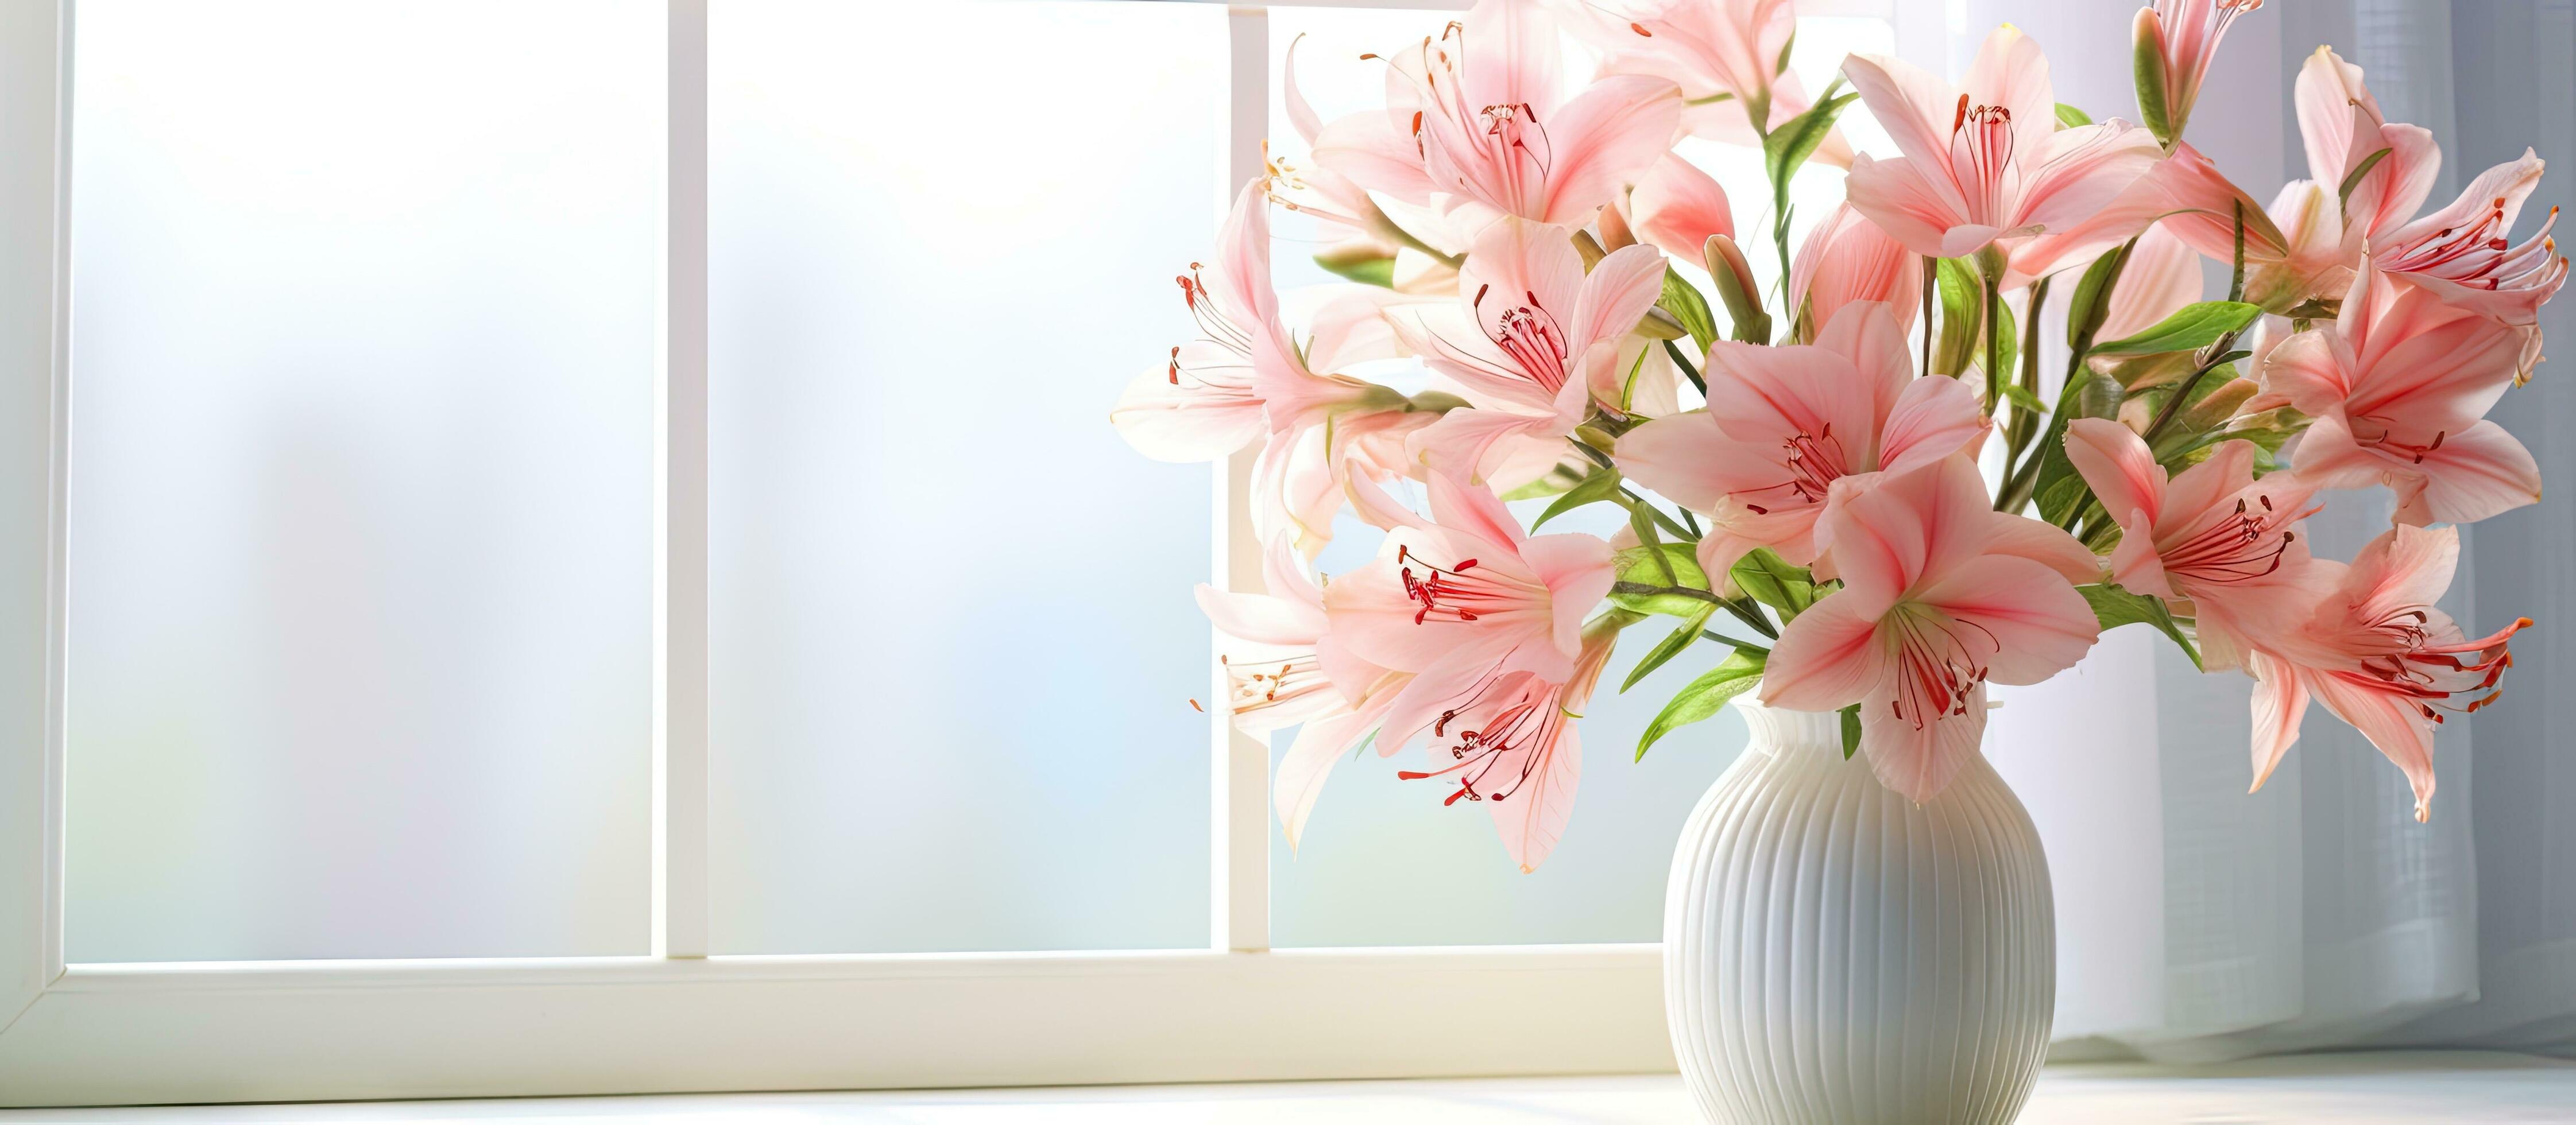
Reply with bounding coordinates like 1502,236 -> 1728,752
1637,650 -> 1766,761
2079,583 -> 2202,669
1533,467 -> 1623,529
1839,704 -> 1863,759
1313,251 -> 1394,288
1728,548 -> 1818,620
1660,267 -> 1719,352
1934,258 -> 1982,377
2091,301 -> 2262,357
2054,102 -> 2094,129
1608,542 -> 1714,618
1762,82 -> 1859,205
2031,370 -> 2124,523
2338,146 -> 2394,211
1622,605 -> 1717,693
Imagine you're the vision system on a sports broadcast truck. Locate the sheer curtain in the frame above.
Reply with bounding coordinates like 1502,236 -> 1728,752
1955,0 -> 2576,1062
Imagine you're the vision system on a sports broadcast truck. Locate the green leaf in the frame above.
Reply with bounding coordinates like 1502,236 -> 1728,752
1934,257 -> 1982,377
2031,369 -> 2124,523
2054,102 -> 2094,129
2092,301 -> 2261,358
1839,704 -> 1863,759
1762,84 -> 1858,199
1637,650 -> 1766,761
2338,146 -> 2393,212
1534,468 -> 1622,529
1990,289 -> 2020,385
1608,544 -> 1714,618
1622,605 -> 1717,693
1728,548 -> 1817,619
1659,267 -> 1719,352
2001,383 -> 2048,416
2079,583 -> 2202,670
2066,238 -> 2135,350
1313,252 -> 1394,288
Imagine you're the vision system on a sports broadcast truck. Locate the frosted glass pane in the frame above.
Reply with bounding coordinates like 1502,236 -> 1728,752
709,1 -> 1219,953
1262,13 -> 1889,946
64,1 -> 659,963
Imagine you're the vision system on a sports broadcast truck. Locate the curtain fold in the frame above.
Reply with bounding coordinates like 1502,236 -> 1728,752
1965,0 -> 2576,1062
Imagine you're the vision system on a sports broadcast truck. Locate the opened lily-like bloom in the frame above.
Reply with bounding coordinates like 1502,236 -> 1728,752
2244,524 -> 2527,822
1617,153 -> 1734,264
1110,181 -> 1298,461
2062,420 -> 2319,665
1197,537 -> 1409,848
1397,216 -> 1667,486
2261,268 -> 2541,526
1840,25 -> 2162,261
1312,0 -> 1682,238
1322,472 -> 1615,870
2296,48 -> 2565,374
1759,456 -> 2102,801
1787,203 -> 1923,344
1614,304 -> 1984,583
1556,0 -> 1854,168
1395,614 -> 1619,872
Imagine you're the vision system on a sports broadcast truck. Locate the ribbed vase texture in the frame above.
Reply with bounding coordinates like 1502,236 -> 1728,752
1664,697 -> 2055,1124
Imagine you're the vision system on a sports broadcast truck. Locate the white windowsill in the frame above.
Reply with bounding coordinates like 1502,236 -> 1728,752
5,1051 -> 2571,1122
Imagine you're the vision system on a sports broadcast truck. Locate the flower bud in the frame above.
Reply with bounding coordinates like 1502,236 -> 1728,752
2132,6 -> 2176,148
1703,234 -> 1773,344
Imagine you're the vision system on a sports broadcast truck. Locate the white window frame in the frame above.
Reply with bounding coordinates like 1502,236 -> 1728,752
0,0 -> 1901,1107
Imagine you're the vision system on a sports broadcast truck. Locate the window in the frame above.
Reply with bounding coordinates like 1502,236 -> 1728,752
0,0 -> 1900,1105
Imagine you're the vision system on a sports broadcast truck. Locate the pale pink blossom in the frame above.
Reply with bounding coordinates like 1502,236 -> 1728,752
1310,0 -> 1682,239
2242,524 -> 2527,821
1554,0 -> 1855,168
2135,0 -> 2265,148
1322,472 -> 1615,869
1394,217 -> 1668,486
1197,537 -> 1409,848
1840,26 -> 2163,261
2261,269 -> 2540,525
1614,304 -> 1985,582
1787,203 -> 1923,344
2296,48 -> 2565,371
1111,181 -> 1299,461
2061,420 -> 2319,664
1397,614 -> 1619,872
1759,456 -> 2102,801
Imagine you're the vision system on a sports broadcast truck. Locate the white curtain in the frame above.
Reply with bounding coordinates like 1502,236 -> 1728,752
1954,0 -> 2576,1062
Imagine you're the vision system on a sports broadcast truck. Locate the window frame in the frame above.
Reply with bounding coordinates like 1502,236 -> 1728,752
0,0 -> 1900,1106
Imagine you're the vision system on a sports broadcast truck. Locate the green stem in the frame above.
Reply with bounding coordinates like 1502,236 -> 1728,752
1919,257 -> 1936,380
1982,264 -> 2003,414
2003,277 -> 2051,470
1701,630 -> 1772,656
1663,338 -> 1705,396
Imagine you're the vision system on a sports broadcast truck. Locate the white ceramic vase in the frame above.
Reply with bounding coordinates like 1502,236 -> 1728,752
1663,695 -> 2055,1124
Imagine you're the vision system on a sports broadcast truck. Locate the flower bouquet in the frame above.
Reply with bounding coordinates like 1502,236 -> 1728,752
1112,0 -> 2550,878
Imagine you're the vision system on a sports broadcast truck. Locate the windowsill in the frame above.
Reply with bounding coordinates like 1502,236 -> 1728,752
7,1051 -> 2571,1122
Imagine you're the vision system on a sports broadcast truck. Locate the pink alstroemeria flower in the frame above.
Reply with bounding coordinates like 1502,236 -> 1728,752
2297,48 -> 2565,375
2092,224 -> 2203,342
1614,304 -> 1985,582
2244,524 -> 2528,822
1395,217 -> 1668,487
2134,0 -> 2264,148
1393,614 -> 1619,872
1840,26 -> 2162,261
2261,269 -> 2541,526
1111,181 -> 1298,461
1322,472 -> 1616,871
1312,0 -> 1683,238
1787,203 -> 1923,344
1761,456 -> 2103,802
2062,420 -> 2319,664
1197,537 -> 1409,848
1556,0 -> 1855,168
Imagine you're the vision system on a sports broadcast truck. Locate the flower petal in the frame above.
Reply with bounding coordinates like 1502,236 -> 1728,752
2063,418 -> 2167,531
1914,556 -> 2101,686
1759,590 -> 1889,712
1859,679 -> 1988,804
1538,74 -> 1687,227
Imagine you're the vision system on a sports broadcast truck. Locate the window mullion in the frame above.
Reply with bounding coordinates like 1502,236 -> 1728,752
656,0 -> 712,961
1212,5 -> 1270,956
